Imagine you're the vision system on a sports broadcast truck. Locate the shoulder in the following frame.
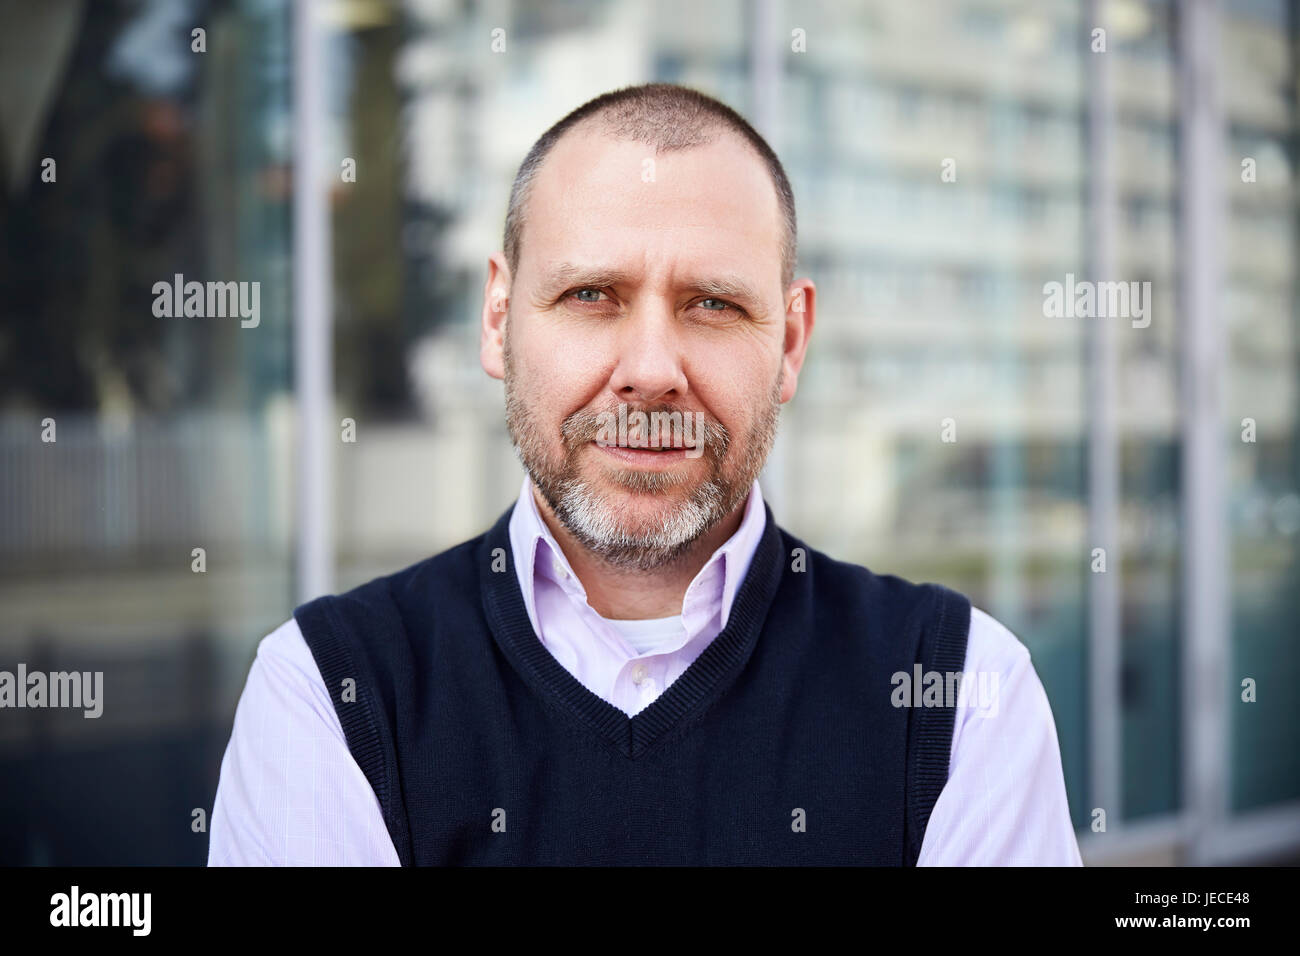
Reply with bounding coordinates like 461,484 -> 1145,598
917,606 -> 1081,864
950,605 -> 1057,752
245,616 -> 339,720
211,616 -> 400,865
257,615 -> 317,671
964,606 -> 1033,676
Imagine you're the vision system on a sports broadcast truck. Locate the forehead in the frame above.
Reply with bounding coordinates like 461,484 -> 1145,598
519,126 -> 784,291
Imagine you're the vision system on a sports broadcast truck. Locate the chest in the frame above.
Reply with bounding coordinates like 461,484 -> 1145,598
394,631 -> 913,866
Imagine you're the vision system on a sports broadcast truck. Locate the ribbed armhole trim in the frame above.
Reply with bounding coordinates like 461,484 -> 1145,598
294,595 -> 411,865
906,585 -> 972,866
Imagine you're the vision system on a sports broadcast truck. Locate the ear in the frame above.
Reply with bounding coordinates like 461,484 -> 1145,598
779,278 -> 816,403
480,252 -> 511,380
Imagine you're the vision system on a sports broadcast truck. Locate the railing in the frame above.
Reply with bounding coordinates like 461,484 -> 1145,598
0,414 -> 290,567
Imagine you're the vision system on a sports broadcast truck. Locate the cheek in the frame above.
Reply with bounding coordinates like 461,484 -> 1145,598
513,320 -> 612,410
688,344 -> 779,420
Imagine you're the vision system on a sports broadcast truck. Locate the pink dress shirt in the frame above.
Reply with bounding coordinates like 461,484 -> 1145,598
509,476 -> 767,717
209,477 -> 1082,865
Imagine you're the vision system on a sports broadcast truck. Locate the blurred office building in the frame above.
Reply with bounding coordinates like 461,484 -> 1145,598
0,0 -> 1296,864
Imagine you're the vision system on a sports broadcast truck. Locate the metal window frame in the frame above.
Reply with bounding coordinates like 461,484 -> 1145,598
293,0 -> 334,603
1177,0 -> 1231,867
1086,0 -> 1124,840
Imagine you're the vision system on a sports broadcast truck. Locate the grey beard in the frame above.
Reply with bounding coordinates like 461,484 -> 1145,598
545,470 -> 731,571
504,346 -> 782,571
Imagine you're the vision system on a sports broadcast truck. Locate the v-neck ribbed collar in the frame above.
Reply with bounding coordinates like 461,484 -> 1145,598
478,500 -> 788,759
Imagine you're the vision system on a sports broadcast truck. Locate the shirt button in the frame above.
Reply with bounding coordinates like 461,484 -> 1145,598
552,559 -> 569,580
631,663 -> 649,685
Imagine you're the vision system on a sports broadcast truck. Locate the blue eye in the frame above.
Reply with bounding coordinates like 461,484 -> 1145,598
564,289 -> 741,315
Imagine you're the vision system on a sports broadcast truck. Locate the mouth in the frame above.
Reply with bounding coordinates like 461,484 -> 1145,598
590,440 -> 701,466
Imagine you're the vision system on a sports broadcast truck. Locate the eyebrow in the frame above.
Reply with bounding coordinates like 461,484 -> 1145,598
536,262 -> 769,312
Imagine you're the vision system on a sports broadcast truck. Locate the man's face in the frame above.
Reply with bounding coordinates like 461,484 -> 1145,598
483,126 -> 813,569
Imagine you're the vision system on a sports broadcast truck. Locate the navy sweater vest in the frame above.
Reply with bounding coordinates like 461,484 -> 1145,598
294,503 -> 970,866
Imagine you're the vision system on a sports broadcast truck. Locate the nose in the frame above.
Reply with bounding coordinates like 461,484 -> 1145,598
606,300 -> 688,405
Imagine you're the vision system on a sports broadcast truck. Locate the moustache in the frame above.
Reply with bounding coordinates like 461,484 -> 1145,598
560,403 -> 730,461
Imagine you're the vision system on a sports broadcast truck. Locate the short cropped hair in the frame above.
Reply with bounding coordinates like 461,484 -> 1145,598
503,82 -> 798,291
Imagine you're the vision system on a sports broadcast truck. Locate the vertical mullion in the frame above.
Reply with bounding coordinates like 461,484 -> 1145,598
293,0 -> 334,602
1178,0 -> 1229,865
1086,0 -> 1123,829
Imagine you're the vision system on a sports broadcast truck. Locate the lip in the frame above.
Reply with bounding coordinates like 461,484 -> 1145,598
591,441 -> 697,466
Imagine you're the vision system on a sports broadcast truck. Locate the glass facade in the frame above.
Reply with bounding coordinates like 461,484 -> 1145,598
0,0 -> 1295,864
0,0 -> 294,864
1223,0 -> 1300,813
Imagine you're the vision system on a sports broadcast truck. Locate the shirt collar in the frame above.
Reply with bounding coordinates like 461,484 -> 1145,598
506,474 -> 767,630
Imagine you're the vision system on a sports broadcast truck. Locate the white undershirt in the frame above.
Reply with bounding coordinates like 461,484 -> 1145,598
600,614 -> 686,656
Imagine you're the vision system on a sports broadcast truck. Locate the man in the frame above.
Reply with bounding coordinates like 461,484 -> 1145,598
209,82 -> 1081,866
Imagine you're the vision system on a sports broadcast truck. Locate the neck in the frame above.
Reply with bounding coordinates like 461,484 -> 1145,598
531,484 -> 747,620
